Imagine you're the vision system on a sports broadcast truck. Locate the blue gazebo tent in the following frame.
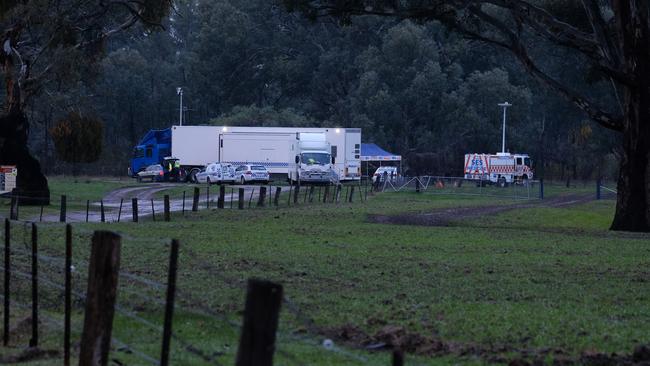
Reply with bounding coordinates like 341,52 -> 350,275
360,143 -> 402,176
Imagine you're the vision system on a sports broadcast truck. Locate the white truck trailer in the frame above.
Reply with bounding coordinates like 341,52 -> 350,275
169,125 -> 361,182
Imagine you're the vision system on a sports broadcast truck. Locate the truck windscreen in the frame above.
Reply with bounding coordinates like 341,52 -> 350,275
301,153 -> 330,165
133,148 -> 144,158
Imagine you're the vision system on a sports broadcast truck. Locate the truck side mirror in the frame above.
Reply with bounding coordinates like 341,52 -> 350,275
332,157 -> 335,164
295,155 -> 300,164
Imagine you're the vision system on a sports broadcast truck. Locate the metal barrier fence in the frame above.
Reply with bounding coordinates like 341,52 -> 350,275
378,176 -> 541,200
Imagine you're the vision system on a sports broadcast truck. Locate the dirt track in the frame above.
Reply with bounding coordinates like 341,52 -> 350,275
367,194 -> 594,227
39,183 -> 290,222
102,183 -> 180,202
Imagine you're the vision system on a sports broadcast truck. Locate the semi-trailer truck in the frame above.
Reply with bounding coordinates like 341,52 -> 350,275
129,126 -> 361,183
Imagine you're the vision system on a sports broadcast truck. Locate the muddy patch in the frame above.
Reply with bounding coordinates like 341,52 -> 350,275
320,324 -> 650,365
368,194 -> 593,227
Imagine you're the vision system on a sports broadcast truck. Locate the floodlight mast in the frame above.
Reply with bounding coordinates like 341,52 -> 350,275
498,102 -> 512,154
177,87 -> 183,126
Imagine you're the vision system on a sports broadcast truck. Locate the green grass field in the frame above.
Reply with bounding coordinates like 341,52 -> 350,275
1,177 -> 648,365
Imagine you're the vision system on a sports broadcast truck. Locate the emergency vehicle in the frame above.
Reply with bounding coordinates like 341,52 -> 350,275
0,166 -> 17,195
464,152 -> 533,186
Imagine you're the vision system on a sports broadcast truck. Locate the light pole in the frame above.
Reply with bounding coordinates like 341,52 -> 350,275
498,102 -> 512,154
177,87 -> 183,126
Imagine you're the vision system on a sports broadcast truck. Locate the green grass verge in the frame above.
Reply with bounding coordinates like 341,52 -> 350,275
2,179 -> 647,365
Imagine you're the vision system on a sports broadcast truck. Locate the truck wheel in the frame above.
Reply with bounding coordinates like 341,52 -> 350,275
498,177 -> 506,188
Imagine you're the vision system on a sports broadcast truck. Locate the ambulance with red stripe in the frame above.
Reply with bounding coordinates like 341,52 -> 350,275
464,152 -> 533,186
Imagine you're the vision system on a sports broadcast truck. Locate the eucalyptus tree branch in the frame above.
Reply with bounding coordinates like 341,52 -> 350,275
468,5 -> 623,132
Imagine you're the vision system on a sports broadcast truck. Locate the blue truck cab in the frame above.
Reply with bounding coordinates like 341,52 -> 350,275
129,128 -> 172,176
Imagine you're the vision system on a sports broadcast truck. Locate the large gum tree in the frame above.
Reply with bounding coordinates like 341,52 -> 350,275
1,0 -> 171,204
285,0 -> 650,232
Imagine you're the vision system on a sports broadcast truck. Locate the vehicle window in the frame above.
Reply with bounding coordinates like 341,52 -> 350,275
516,157 -> 522,165
301,153 -> 330,165
133,148 -> 144,158
524,157 -> 531,166
251,165 -> 266,171
145,147 -> 153,158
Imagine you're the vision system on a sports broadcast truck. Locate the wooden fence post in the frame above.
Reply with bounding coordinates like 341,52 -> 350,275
86,200 -> 90,223
308,186 -> 315,203
269,186 -> 272,206
230,188 -> 234,209
30,223 -> 38,347
293,185 -> 300,204
182,191 -> 186,215
235,279 -> 283,366
64,224 -> 72,366
218,185 -> 225,209
9,195 -> 18,220
3,218 -> 10,346
274,187 -> 281,206
323,185 -> 330,203
160,239 -> 180,366
151,199 -> 156,221
60,195 -> 67,223
248,188 -> 255,208
257,186 -> 267,207
78,231 -> 121,366
117,198 -> 123,222
335,184 -> 342,203
132,198 -> 139,223
392,349 -> 404,366
39,205 -> 43,222
192,187 -> 200,212
238,188 -> 245,210
303,186 -> 308,203
287,186 -> 292,206
100,200 -> 105,223
349,186 -> 355,203
206,185 -> 210,209
164,195 -> 171,222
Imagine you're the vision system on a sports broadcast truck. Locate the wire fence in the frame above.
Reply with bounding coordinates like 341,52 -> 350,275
0,220 -> 406,366
0,181 -> 370,223
376,175 -> 542,200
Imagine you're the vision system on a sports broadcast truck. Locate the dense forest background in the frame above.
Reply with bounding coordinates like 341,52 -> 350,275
24,0 -> 619,180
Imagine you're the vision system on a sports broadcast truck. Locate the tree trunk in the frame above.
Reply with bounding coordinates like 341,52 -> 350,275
0,110 -> 50,205
610,89 -> 650,232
